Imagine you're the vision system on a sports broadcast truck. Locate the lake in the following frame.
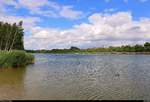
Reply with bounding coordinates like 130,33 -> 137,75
0,53 -> 150,100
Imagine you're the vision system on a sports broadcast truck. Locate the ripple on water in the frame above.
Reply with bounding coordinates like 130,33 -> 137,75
1,54 -> 150,100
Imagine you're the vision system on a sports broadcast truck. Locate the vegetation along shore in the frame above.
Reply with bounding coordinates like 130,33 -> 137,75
0,50 -> 34,68
26,42 -> 150,54
0,21 -> 34,68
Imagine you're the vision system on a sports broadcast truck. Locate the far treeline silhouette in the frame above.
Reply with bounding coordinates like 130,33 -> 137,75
26,42 -> 150,54
0,21 -> 24,51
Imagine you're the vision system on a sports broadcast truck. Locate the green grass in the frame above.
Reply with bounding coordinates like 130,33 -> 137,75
0,50 -> 34,68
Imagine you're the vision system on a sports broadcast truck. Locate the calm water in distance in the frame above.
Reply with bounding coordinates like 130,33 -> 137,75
0,53 -> 150,100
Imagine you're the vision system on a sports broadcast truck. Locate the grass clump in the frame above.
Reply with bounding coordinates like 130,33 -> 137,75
0,50 -> 34,68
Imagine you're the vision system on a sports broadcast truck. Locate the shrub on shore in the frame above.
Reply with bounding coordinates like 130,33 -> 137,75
0,50 -> 34,68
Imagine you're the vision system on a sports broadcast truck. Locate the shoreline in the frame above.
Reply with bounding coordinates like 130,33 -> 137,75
30,52 -> 150,55
105,52 -> 150,55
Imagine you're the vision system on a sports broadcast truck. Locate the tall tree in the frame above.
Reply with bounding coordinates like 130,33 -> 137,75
10,21 -> 24,50
0,21 -> 24,51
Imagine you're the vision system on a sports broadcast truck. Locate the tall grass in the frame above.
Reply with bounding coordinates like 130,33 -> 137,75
0,50 -> 34,68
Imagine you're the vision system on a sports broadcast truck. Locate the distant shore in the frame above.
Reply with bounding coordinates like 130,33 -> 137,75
27,51 -> 150,55
106,52 -> 150,55
26,42 -> 150,55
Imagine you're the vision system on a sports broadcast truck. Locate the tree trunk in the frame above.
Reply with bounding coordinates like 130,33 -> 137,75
5,28 -> 12,51
9,29 -> 17,51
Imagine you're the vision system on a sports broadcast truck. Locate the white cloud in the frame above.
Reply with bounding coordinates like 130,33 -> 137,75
24,12 -> 150,50
60,6 -> 83,20
0,14 -> 40,29
14,0 -> 83,20
0,0 -> 83,20
0,12 -> 41,37
17,0 -> 49,10
16,0 -> 58,17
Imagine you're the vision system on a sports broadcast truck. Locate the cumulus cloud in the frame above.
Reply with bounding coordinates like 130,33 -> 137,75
24,12 -> 150,50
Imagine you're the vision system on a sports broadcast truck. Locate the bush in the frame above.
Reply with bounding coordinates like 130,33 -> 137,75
0,50 -> 34,68
25,53 -> 34,64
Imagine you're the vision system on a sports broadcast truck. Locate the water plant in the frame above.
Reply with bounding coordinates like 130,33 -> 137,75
0,50 -> 34,68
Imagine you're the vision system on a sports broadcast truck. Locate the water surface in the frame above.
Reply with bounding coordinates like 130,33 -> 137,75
0,54 -> 150,100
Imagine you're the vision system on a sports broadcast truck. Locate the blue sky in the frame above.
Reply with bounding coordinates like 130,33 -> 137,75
4,0 -> 150,28
0,0 -> 150,49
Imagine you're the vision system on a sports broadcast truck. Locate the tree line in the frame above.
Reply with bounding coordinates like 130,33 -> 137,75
0,21 -> 24,51
26,42 -> 150,53
107,42 -> 150,52
81,42 -> 150,53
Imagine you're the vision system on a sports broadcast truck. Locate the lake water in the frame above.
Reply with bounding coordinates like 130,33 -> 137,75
0,53 -> 150,100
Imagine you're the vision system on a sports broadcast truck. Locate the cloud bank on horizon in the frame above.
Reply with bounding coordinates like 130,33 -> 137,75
0,0 -> 150,50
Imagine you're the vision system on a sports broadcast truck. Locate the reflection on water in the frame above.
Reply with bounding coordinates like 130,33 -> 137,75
0,54 -> 150,100
0,67 -> 26,99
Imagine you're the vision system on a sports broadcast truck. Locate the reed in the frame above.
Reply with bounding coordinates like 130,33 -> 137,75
0,50 -> 34,68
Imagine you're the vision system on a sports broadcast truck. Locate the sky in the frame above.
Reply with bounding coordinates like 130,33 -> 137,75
0,0 -> 150,50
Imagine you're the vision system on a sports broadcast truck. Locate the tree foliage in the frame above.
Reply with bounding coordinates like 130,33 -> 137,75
70,46 -> 80,51
144,42 -> 150,52
0,21 -> 24,51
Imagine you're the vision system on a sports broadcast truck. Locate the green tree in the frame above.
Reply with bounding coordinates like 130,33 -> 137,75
134,44 -> 144,52
0,21 -> 24,51
144,42 -> 150,52
70,46 -> 80,51
11,21 -> 24,50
